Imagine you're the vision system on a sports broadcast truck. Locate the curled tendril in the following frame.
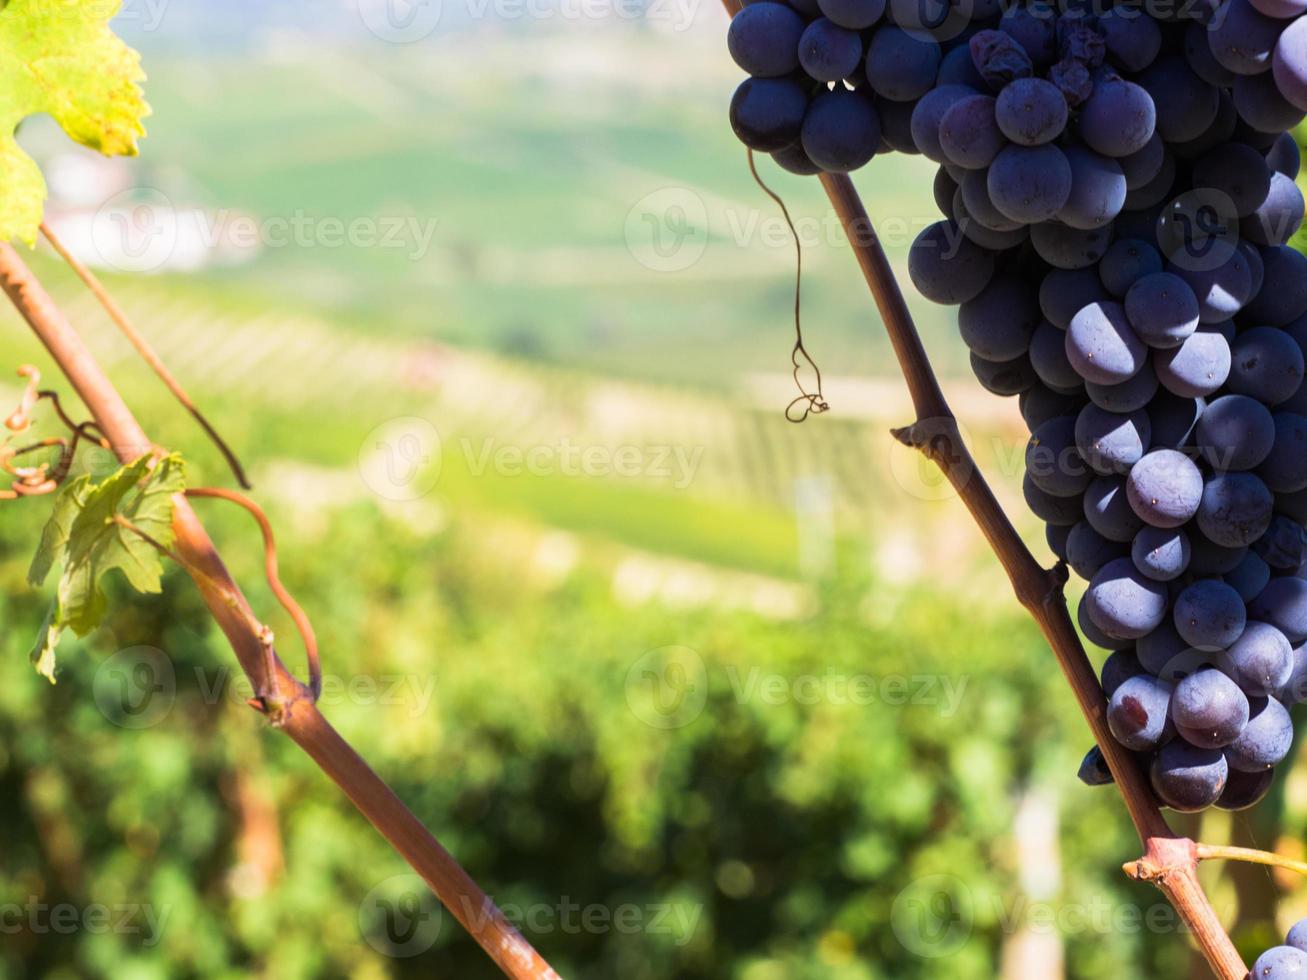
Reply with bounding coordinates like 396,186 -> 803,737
6,364 -> 40,433
0,366 -> 109,499
746,150 -> 830,424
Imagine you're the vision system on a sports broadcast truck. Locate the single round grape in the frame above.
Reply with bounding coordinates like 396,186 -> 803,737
801,88 -> 882,173
866,26 -> 941,103
1139,57 -> 1219,145
1225,695 -> 1292,771
971,352 -> 1038,396
1223,620 -> 1294,697
908,221 -> 995,305
1086,364 -> 1160,414
1216,766 -> 1275,810
1077,744 -> 1115,786
1244,247 -> 1307,326
1289,919 -> 1307,953
1067,301 -> 1148,386
1039,267 -> 1112,330
1209,0 -> 1281,76
1046,521 -> 1073,561
1029,320 -> 1081,390
1124,273 -> 1200,350
1087,556 -> 1170,640
1150,739 -> 1228,812
1108,673 -> 1175,749
1138,619 -> 1205,678
1227,551 -> 1272,603
1197,472 -> 1275,547
1153,329 -> 1232,398
988,143 -> 1074,224
999,2 -> 1058,67
1175,578 -> 1248,650
1076,403 -> 1151,475
1197,394 -> 1276,471
960,276 -> 1040,361
1228,327 -> 1306,406
1249,574 -> 1307,643
1024,471 -> 1085,525
1100,6 -> 1162,74
1234,70 -> 1307,134
1274,16 -> 1307,113
1132,525 -> 1191,581
1068,521 -> 1128,579
959,168 -> 1024,232
1127,449 -> 1204,528
729,78 -> 810,152
996,77 -> 1069,146
1079,80 -> 1157,157
1100,239 -> 1162,298
1242,172 -> 1306,247
728,3 -> 807,77
939,95 -> 1005,170
914,84 -> 982,163
1171,668 -> 1249,748
798,18 -> 864,83
1119,133 -> 1166,192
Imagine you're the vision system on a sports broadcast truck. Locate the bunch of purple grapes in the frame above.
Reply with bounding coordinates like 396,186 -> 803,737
726,0 -> 1307,813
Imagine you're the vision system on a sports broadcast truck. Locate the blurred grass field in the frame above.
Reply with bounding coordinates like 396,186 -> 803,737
2,7 -> 1307,980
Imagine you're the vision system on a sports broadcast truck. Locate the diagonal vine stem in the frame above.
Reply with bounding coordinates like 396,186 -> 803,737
0,242 -> 560,980
716,2 -> 1246,975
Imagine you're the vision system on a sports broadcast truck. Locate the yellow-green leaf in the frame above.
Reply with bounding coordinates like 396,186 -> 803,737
0,0 -> 149,245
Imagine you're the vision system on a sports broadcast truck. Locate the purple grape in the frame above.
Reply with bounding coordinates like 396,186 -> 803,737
1087,556 -> 1170,640
1225,695 -> 1292,770
1170,668 -> 1250,748
1108,673 -> 1175,749
1150,739 -> 1228,811
1174,578 -> 1247,650
1127,449 -> 1204,528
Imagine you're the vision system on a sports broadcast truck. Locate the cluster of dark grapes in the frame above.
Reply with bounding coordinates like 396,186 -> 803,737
1251,920 -> 1307,977
726,0 -> 1307,814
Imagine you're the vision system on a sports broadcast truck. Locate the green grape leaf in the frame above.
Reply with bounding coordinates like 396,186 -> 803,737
28,453 -> 185,681
0,0 -> 150,245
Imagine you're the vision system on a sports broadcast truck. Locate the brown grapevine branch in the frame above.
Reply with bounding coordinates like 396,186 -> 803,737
39,222 -> 253,490
713,3 -> 1245,974
0,242 -> 560,980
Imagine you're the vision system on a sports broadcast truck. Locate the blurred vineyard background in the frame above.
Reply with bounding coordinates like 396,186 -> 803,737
0,2 -> 1305,978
